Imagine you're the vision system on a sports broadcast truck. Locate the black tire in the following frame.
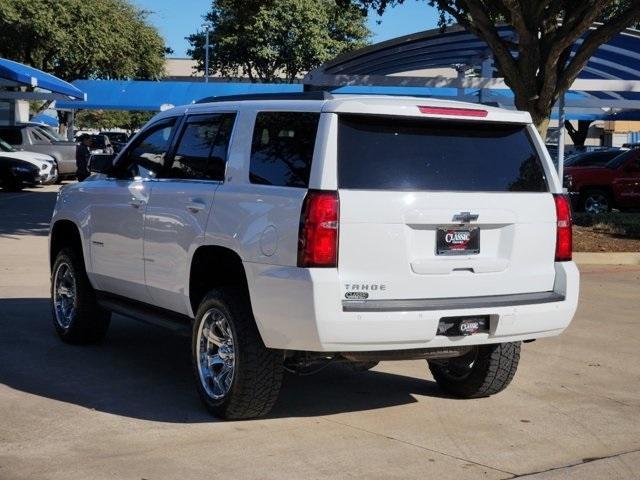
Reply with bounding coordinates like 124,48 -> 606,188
1,175 -> 22,192
346,360 -> 379,372
51,248 -> 111,344
192,288 -> 284,420
580,188 -> 611,214
428,342 -> 521,398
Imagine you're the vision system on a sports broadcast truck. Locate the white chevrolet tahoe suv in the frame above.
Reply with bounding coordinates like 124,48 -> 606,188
49,93 -> 579,419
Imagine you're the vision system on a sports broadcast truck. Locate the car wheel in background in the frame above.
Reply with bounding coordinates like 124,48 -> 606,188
581,189 -> 611,214
0,175 -> 22,191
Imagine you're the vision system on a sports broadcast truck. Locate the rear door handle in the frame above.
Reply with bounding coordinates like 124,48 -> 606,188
186,199 -> 206,213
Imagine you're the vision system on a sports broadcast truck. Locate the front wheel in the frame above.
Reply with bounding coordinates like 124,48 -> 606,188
51,248 -> 111,344
428,342 -> 521,398
1,176 -> 22,192
192,288 -> 284,420
580,189 -> 611,214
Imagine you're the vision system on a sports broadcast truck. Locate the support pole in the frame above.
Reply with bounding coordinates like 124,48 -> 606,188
456,68 -> 465,99
557,92 -> 566,184
205,26 -> 210,83
479,57 -> 493,104
67,110 -> 75,141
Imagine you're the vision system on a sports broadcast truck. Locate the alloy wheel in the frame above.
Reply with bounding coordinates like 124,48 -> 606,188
584,193 -> 609,214
196,308 -> 236,400
53,262 -> 76,329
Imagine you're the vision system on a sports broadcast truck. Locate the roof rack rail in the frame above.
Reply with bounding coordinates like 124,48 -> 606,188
195,91 -> 334,104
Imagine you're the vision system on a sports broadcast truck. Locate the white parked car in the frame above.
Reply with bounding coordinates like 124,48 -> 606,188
49,93 -> 579,419
0,138 -> 58,184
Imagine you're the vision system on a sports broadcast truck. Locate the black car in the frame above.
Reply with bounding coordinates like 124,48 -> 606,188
0,157 -> 40,191
564,149 -> 623,168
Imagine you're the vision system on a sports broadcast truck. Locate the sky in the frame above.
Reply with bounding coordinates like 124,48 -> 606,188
132,0 -> 440,58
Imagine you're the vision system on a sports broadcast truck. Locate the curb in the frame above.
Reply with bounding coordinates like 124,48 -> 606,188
573,252 -> 640,265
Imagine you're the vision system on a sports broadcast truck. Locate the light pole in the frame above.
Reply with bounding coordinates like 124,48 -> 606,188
204,25 -> 210,83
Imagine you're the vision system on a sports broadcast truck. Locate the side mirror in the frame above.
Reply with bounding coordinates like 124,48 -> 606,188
88,153 -> 116,174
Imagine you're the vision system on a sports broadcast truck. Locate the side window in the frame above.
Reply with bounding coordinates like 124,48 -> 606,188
123,120 -> 176,179
249,112 -> 320,188
30,128 -> 49,143
167,113 -> 235,181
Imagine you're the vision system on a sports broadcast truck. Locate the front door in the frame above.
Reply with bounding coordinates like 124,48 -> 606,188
613,150 -> 640,209
144,113 -> 236,315
89,118 -> 178,302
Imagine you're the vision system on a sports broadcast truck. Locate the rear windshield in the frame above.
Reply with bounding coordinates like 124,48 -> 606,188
338,115 -> 548,192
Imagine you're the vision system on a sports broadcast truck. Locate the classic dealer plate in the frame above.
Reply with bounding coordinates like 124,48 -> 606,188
436,227 -> 480,255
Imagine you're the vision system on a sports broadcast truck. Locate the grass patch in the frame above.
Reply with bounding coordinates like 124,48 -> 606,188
573,212 -> 640,238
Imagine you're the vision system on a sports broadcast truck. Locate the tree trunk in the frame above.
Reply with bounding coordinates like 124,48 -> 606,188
565,120 -> 593,150
534,117 -> 550,142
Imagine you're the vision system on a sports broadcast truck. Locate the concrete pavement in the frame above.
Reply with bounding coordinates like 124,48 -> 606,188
1,184 -> 639,480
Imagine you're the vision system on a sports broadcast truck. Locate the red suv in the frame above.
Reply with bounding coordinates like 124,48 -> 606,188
565,148 -> 640,213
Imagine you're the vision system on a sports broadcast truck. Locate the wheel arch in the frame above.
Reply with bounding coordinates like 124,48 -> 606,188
50,219 -> 84,271
188,245 -> 251,317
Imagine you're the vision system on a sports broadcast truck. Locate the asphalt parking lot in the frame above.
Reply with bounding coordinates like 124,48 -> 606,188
1,184 -> 639,480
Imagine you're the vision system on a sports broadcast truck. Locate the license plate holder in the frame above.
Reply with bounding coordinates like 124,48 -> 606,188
436,226 -> 480,255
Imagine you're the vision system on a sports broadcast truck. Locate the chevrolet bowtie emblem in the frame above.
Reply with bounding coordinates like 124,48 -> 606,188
452,212 -> 479,223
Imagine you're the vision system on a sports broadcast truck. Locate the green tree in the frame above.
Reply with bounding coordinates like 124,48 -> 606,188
187,0 -> 370,83
0,0 -> 168,81
348,0 -> 640,137
76,110 -> 153,133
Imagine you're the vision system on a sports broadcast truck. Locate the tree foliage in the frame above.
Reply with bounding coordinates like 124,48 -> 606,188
348,0 -> 640,135
76,109 -> 154,132
187,0 -> 370,83
0,0 -> 168,81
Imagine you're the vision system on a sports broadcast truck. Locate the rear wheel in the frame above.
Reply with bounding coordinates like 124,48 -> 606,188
192,288 -> 284,419
428,342 -> 520,398
580,189 -> 611,214
51,248 -> 111,344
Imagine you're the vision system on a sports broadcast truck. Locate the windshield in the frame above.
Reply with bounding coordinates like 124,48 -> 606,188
565,151 -> 620,167
0,139 -> 15,152
606,150 -> 634,169
338,115 -> 548,192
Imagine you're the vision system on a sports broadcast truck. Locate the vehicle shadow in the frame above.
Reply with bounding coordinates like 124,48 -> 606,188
0,298 -> 442,423
0,188 -> 59,237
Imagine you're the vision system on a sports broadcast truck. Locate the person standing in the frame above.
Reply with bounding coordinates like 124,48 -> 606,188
75,135 -> 92,181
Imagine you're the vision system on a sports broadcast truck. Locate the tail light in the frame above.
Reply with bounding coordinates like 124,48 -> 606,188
298,190 -> 339,267
553,194 -> 572,261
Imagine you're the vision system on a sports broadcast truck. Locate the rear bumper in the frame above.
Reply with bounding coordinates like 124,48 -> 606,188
245,261 -> 580,352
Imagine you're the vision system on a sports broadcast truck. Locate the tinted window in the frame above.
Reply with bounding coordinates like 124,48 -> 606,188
123,120 -> 176,179
249,112 -> 320,187
101,132 -> 128,143
565,151 -> 619,167
607,149 -> 640,169
338,115 -> 548,192
168,113 -> 235,181
0,127 -> 23,145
